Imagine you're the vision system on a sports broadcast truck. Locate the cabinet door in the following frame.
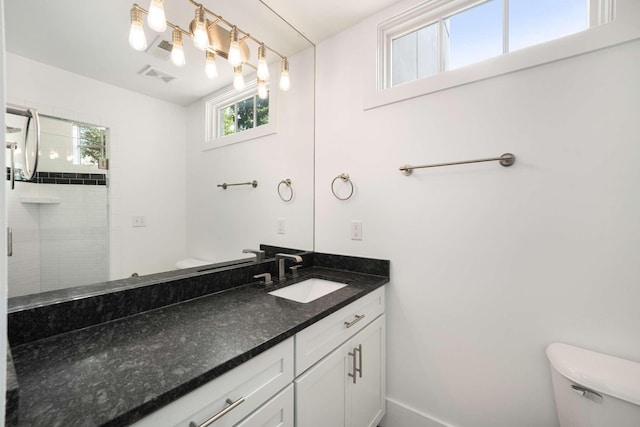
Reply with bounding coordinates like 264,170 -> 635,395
295,315 -> 386,427
349,315 -> 385,427
295,343 -> 348,427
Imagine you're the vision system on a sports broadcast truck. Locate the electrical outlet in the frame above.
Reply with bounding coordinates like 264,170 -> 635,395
277,218 -> 286,235
351,220 -> 362,240
132,216 -> 146,227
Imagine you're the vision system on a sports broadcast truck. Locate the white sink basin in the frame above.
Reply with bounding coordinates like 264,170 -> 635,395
268,278 -> 347,303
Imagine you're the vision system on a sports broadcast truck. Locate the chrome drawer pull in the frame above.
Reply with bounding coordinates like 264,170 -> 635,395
344,314 -> 365,328
189,397 -> 245,427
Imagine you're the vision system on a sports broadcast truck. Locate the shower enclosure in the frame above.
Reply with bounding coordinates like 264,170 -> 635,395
5,109 -> 109,298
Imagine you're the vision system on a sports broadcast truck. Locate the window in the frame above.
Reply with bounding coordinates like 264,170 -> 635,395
384,0 -> 593,89
367,0 -> 637,109
204,80 -> 277,150
73,123 -> 107,166
217,93 -> 269,138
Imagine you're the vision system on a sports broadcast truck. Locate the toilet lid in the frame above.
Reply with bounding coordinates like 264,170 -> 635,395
175,258 -> 213,269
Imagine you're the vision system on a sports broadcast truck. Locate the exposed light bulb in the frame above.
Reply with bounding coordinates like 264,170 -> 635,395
233,66 -> 245,90
257,44 -> 270,81
66,152 -> 74,162
171,28 -> 186,67
129,6 -> 147,51
257,79 -> 268,100
192,6 -> 209,51
279,58 -> 290,91
49,148 -> 59,160
228,26 -> 243,67
147,0 -> 167,32
205,51 -> 218,79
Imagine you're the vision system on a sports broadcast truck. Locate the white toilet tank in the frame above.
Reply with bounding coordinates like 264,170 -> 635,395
546,343 -> 640,427
174,258 -> 213,269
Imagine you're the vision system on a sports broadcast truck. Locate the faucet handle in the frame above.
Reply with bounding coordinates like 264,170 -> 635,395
243,249 -> 266,262
253,273 -> 273,286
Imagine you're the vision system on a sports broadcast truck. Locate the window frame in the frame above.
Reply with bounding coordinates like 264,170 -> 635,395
203,77 -> 277,151
366,0 -> 633,110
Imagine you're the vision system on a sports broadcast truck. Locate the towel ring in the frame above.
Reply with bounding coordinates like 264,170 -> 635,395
331,173 -> 354,201
278,179 -> 294,202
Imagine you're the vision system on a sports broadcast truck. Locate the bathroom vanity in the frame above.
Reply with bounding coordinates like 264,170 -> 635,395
6,253 -> 389,426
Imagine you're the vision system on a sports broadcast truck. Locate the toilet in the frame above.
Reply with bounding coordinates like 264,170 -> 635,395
546,342 -> 640,427
175,258 -> 213,269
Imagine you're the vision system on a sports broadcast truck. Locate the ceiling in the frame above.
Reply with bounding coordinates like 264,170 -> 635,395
5,0 -> 401,106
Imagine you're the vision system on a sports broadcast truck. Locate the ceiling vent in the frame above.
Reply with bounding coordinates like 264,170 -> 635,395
146,36 -> 173,60
139,65 -> 177,83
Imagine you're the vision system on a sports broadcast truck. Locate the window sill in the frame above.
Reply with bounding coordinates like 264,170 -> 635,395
363,1 -> 640,110
202,122 -> 277,151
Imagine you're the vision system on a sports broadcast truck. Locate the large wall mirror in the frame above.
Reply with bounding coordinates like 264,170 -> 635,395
4,0 -> 315,299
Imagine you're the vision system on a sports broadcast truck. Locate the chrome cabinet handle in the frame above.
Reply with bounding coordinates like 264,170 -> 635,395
348,344 -> 363,384
189,397 -> 245,427
7,227 -> 13,257
344,314 -> 365,328
348,347 -> 358,384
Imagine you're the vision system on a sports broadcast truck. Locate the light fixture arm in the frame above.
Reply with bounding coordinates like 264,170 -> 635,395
184,0 -> 286,60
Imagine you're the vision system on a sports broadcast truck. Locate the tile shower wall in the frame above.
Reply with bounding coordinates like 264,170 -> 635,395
7,182 -> 108,297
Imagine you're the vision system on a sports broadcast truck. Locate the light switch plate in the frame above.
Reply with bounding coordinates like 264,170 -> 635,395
132,216 -> 146,227
277,218 -> 286,234
351,220 -> 362,240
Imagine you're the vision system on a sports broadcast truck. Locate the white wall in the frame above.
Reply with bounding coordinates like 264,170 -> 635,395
185,48 -> 315,263
315,14 -> 640,427
6,53 -> 188,281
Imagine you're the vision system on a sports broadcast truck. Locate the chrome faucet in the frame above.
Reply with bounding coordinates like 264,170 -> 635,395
275,253 -> 302,281
242,249 -> 266,262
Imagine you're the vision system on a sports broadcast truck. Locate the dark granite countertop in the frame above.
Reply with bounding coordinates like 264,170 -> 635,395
10,266 -> 388,427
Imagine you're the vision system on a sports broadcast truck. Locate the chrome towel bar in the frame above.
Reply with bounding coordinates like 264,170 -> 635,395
400,153 -> 516,176
217,180 -> 258,189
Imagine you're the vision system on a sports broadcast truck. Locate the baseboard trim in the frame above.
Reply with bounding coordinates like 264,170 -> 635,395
379,396 -> 454,427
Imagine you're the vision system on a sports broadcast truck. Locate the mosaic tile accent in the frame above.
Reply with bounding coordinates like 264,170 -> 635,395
5,168 -> 107,186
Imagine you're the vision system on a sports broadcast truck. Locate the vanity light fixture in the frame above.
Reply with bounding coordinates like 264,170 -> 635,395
205,51 -> 218,79
257,44 -> 269,81
129,6 -> 147,51
257,78 -> 268,100
233,66 -> 245,90
128,1 -> 291,93
192,5 -> 208,51
147,0 -> 167,32
279,58 -> 290,91
170,28 -> 186,67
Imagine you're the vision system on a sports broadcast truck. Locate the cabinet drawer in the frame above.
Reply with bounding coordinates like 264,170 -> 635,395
295,287 -> 384,376
235,384 -> 293,427
132,337 -> 294,427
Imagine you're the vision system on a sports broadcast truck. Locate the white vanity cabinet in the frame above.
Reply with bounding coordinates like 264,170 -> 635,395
294,287 -> 386,427
132,337 -> 294,427
132,286 -> 385,427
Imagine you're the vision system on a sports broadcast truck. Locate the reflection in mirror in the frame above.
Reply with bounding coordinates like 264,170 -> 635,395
4,0 -> 314,301
6,115 -> 109,298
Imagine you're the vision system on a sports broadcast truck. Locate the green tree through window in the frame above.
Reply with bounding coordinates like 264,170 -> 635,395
219,92 -> 269,138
